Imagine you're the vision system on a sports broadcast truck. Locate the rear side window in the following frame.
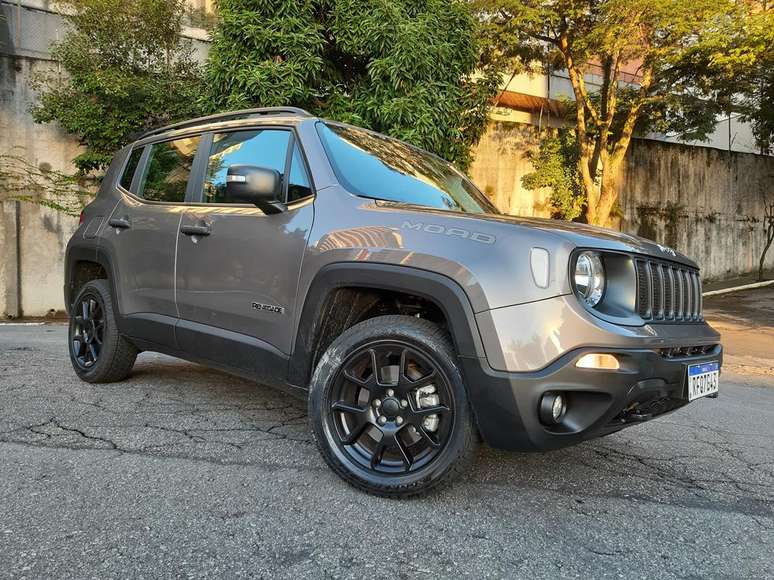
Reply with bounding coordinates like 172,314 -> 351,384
136,135 -> 200,203
203,130 -> 290,204
119,148 -> 143,192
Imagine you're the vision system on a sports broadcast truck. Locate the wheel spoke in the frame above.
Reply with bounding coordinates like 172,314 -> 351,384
341,420 -> 369,445
411,371 -> 438,389
88,343 -> 99,362
417,425 -> 441,448
82,301 -> 89,320
370,439 -> 387,470
331,401 -> 370,445
342,369 -> 374,389
412,404 -> 449,417
393,433 -> 413,470
331,401 -> 365,415
397,348 -> 408,382
368,349 -> 381,385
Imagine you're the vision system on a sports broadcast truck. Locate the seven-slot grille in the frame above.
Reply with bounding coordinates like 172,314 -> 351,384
635,259 -> 703,322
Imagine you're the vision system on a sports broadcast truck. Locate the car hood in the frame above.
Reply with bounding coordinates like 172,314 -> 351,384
464,212 -> 698,269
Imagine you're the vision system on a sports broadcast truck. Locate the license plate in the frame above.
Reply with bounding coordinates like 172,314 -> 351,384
687,361 -> 720,401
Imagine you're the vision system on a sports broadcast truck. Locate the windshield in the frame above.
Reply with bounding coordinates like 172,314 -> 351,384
317,122 -> 498,215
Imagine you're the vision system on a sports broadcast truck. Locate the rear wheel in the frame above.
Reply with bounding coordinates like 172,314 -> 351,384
309,315 -> 477,498
68,279 -> 138,383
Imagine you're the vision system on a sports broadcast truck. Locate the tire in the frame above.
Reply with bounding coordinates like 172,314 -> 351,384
68,279 -> 138,383
309,315 -> 477,498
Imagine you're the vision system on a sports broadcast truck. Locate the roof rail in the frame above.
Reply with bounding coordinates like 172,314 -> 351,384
138,107 -> 313,139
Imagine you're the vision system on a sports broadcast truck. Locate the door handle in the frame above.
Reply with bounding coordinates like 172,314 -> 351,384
180,224 -> 211,236
108,216 -> 131,229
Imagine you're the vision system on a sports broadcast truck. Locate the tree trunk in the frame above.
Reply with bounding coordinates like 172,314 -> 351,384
582,156 -> 621,227
759,221 -> 774,281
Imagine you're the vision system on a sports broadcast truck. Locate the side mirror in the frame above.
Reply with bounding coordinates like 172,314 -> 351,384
225,165 -> 285,214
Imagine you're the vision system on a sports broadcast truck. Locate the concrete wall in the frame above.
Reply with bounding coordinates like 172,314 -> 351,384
619,139 -> 774,281
1,53 -> 83,318
469,121 -> 774,282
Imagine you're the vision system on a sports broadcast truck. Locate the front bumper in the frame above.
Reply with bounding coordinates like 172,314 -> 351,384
461,343 -> 722,452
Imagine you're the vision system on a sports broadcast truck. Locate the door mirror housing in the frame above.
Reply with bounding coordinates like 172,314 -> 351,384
225,165 -> 285,214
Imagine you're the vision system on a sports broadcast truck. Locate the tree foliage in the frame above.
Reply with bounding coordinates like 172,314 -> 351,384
475,0 -> 767,226
31,0 -> 204,173
522,128 -> 583,220
682,1 -> 774,155
0,153 -> 93,216
203,0 -> 498,168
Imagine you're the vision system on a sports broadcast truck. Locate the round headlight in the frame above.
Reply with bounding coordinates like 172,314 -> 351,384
574,251 -> 605,307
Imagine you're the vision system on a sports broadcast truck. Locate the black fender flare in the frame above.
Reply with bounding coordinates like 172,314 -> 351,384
287,262 -> 486,388
64,243 -> 120,315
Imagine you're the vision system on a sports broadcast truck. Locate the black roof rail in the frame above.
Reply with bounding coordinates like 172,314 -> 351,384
138,107 -> 313,140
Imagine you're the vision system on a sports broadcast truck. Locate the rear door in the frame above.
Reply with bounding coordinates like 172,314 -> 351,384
174,127 -> 314,378
101,134 -> 203,348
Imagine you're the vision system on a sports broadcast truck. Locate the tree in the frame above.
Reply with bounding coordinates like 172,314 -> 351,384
203,0 -> 498,168
475,0 -> 757,226
521,128 -> 584,220
686,1 -> 774,155
31,0 -> 204,174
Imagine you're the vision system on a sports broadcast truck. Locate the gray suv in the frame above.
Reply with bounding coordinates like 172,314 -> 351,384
65,107 -> 722,497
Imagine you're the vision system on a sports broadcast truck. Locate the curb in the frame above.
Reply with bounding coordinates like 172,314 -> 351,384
703,279 -> 774,297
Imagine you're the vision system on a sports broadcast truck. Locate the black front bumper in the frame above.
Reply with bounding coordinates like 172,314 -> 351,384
461,344 -> 723,452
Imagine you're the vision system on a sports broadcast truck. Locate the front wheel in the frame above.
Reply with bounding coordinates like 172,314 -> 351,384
309,315 -> 477,498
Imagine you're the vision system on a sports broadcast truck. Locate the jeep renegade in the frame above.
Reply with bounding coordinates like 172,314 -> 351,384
65,107 -> 722,497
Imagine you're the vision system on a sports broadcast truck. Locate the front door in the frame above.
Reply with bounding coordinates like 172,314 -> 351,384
174,128 -> 314,380
101,135 -> 201,347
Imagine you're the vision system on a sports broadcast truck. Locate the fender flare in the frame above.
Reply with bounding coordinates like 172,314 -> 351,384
287,262 -> 486,387
64,243 -> 121,316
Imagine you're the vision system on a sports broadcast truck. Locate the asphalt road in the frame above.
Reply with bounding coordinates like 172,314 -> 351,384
1,325 -> 772,579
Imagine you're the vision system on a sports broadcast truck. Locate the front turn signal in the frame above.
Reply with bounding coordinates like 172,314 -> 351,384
576,353 -> 620,370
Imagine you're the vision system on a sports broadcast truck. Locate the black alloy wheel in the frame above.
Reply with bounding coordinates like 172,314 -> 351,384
327,341 -> 454,474
70,294 -> 105,369
310,315 -> 477,497
68,279 -> 138,383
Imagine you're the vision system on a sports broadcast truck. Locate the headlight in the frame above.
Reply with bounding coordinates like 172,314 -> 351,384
574,251 -> 605,307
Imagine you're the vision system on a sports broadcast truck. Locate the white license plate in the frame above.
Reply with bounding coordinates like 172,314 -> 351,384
687,361 -> 720,401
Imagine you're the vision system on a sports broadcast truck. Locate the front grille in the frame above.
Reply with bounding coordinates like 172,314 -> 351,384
635,259 -> 703,322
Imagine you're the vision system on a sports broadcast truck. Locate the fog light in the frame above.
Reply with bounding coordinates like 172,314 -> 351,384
576,353 -> 620,370
539,393 -> 567,425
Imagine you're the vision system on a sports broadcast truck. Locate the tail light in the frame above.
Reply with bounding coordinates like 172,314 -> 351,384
79,211 -> 85,224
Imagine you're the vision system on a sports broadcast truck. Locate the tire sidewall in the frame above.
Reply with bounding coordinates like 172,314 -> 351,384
309,317 -> 474,495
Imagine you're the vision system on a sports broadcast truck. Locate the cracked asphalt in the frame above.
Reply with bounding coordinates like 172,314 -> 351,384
1,324 -> 773,579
